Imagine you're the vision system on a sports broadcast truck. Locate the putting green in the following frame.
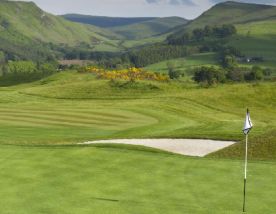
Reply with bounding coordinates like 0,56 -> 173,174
0,144 -> 275,214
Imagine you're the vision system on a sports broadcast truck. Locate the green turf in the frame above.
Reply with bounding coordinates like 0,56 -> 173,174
0,144 -> 275,214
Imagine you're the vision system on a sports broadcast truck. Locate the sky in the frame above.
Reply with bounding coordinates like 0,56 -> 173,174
19,0 -> 276,19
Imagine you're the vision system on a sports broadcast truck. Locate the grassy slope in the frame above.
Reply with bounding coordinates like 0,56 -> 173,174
0,72 -> 275,159
0,144 -> 275,214
229,19 -> 276,65
183,1 -> 276,30
0,1 -> 121,53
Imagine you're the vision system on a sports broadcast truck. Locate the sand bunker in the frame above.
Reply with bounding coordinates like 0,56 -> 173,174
82,139 -> 236,157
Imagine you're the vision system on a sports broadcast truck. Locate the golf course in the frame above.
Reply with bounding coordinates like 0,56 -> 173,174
0,0 -> 276,213
0,71 -> 275,213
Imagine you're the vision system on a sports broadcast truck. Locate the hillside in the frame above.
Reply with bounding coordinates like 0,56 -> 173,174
109,17 -> 188,40
0,1 -> 121,60
63,14 -> 188,40
164,1 -> 276,68
185,1 -> 276,30
62,14 -> 156,28
169,1 -> 276,39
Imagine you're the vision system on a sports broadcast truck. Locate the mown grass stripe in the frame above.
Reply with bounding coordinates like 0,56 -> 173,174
0,108 -> 149,123
0,111 -> 136,126
0,115 -> 119,128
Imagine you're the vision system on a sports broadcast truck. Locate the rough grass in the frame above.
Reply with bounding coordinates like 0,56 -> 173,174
209,130 -> 276,161
0,144 -> 275,214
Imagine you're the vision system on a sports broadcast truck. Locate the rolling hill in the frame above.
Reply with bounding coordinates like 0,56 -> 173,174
0,0 -> 121,60
163,1 -> 276,68
184,1 -> 276,30
63,14 -> 188,40
109,17 -> 188,40
62,14 -> 157,28
168,1 -> 276,41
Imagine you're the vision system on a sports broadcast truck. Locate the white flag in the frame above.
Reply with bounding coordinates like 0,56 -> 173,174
243,109 -> 253,135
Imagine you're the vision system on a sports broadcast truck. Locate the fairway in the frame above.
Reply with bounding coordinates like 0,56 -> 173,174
0,72 -> 275,145
0,144 -> 275,214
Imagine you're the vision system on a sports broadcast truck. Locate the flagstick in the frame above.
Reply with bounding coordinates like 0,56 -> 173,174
243,134 -> 248,212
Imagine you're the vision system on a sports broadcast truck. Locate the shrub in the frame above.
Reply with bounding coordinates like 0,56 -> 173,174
80,66 -> 169,82
245,66 -> 264,81
226,67 -> 246,82
167,62 -> 181,80
222,55 -> 237,69
193,66 -> 226,86
0,61 -> 57,86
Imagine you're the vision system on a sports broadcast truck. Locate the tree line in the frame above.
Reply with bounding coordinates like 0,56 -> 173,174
167,24 -> 237,45
0,61 -> 58,86
193,65 -> 272,86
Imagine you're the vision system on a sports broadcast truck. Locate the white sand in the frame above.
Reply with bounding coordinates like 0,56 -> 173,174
81,139 -> 236,157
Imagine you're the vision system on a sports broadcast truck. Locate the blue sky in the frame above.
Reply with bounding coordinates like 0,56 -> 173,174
20,0 -> 276,19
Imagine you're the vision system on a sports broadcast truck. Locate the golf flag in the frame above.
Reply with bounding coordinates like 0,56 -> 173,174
242,109 -> 253,212
243,109 -> 253,135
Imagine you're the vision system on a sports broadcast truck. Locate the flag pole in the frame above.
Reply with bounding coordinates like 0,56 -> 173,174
243,133 -> 248,212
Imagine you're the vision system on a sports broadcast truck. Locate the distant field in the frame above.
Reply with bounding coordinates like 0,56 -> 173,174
228,19 -> 276,64
145,53 -> 218,75
0,144 -> 275,214
120,34 -> 168,49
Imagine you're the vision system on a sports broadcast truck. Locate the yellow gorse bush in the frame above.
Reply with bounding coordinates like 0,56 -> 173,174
80,66 -> 169,82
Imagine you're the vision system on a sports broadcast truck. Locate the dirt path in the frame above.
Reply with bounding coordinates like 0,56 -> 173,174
81,139 -> 236,157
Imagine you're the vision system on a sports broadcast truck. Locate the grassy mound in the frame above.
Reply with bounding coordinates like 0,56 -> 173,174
209,131 -> 276,161
20,72 -> 163,99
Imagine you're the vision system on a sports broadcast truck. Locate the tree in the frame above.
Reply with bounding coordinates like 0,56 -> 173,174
167,62 -> 181,79
193,28 -> 205,41
0,51 -> 5,64
226,68 -> 245,82
223,55 -> 237,69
